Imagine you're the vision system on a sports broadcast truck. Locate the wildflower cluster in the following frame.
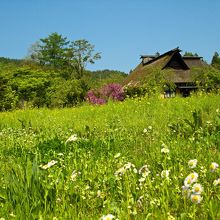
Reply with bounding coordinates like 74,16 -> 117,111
114,162 -> 137,178
210,162 -> 219,186
161,143 -> 170,154
182,160 -> 220,204
39,160 -> 58,170
138,165 -> 151,185
182,171 -> 203,204
143,126 -> 153,134
70,170 -> 81,182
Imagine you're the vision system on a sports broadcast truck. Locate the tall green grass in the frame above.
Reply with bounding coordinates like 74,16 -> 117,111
0,94 -> 220,219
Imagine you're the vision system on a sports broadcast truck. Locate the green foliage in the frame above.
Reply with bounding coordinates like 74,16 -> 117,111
10,67 -> 52,108
69,39 -> 101,79
183,52 -> 199,57
125,68 -> 175,98
49,79 -> 89,107
211,52 -> 220,70
27,33 -> 101,79
84,69 -> 127,88
0,74 -> 17,111
28,32 -> 69,68
0,56 -> 127,111
193,66 -> 220,92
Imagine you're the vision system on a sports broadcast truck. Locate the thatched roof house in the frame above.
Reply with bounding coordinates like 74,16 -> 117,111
125,47 -> 207,97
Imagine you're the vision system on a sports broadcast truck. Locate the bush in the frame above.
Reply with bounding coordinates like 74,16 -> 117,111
86,83 -> 124,105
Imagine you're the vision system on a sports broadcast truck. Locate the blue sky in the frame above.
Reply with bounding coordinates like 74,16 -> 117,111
0,0 -> 220,73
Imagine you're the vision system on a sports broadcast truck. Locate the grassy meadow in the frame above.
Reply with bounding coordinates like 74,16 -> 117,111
0,93 -> 220,219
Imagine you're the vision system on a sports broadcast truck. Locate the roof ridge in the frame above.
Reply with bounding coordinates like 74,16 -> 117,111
143,47 -> 181,65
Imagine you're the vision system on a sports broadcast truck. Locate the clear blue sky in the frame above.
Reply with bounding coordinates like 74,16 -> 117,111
0,0 -> 220,73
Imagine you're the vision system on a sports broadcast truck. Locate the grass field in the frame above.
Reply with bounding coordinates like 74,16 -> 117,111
0,94 -> 220,219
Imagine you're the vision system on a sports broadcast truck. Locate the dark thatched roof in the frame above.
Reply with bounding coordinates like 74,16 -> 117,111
125,48 -> 207,85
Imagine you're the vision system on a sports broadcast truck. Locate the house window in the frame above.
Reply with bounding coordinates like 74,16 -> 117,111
164,90 -> 175,98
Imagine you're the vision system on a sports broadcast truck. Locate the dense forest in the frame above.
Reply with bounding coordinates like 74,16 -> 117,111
1,32 -> 220,111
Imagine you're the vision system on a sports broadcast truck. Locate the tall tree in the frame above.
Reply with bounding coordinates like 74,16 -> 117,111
211,52 -> 220,70
28,32 -> 69,68
69,39 -> 101,79
39,32 -> 69,68
28,34 -> 101,79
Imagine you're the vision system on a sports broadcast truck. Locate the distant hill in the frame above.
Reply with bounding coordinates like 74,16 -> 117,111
0,57 -> 127,86
84,69 -> 127,88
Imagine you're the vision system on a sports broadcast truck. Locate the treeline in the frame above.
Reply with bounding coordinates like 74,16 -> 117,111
0,32 -> 127,111
0,61 -> 126,111
1,32 -> 220,111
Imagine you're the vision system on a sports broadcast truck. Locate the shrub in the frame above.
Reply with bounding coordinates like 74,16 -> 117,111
86,83 -> 124,105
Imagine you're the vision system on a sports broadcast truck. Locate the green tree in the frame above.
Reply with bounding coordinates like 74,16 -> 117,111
69,39 -> 101,79
193,66 -> 220,92
48,79 -> 89,107
10,68 -> 51,108
28,32 -> 69,69
211,52 -> 220,70
183,51 -> 199,57
28,34 -> 101,79
0,73 -> 17,111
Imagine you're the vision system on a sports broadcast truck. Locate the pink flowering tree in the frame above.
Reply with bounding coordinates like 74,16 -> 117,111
86,83 -> 124,105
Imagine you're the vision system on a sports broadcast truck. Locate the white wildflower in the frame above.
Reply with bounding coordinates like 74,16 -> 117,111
40,160 -> 58,170
115,162 -> 136,177
139,165 -> 151,177
161,170 -> 170,179
97,190 -> 101,198
188,159 -> 198,169
167,212 -> 176,220
190,194 -> 203,204
85,185 -> 90,190
114,167 -> 126,176
100,214 -> 115,220
184,172 -> 198,187
192,183 -> 203,194
70,170 -> 80,182
133,168 -> 138,173
200,166 -> 207,174
210,162 -> 219,172
143,128 -> 148,133
148,126 -> 152,130
9,213 -> 16,217
137,196 -> 144,207
66,134 -> 78,143
124,162 -> 135,170
139,177 -> 146,183
213,178 -> 220,186
114,153 -> 121,158
161,148 -> 170,154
